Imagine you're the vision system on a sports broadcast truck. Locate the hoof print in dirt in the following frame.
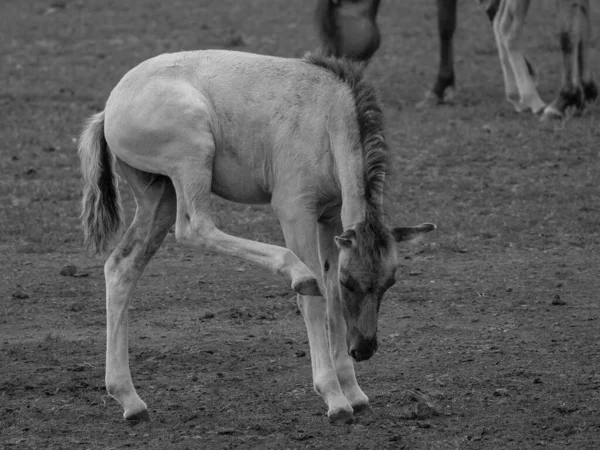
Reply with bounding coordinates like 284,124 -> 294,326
12,289 -> 29,300
290,431 -> 314,441
397,389 -> 440,420
493,388 -> 509,397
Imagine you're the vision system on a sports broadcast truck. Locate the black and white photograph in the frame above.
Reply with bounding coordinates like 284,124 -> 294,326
1,0 -> 599,448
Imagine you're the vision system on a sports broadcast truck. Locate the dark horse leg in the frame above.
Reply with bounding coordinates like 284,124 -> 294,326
417,0 -> 457,108
316,0 -> 458,107
418,0 -> 504,109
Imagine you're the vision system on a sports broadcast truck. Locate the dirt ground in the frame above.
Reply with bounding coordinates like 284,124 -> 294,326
1,0 -> 600,448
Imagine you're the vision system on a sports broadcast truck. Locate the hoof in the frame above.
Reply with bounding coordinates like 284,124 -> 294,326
125,409 -> 150,422
540,106 -> 563,122
352,402 -> 373,416
328,407 -> 354,425
415,91 -> 443,110
293,278 -> 321,297
531,104 -> 546,115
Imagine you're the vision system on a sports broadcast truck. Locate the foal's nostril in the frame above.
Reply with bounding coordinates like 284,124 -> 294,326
348,336 -> 378,362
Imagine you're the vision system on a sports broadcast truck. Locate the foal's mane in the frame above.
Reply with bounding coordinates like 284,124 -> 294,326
303,50 -> 391,253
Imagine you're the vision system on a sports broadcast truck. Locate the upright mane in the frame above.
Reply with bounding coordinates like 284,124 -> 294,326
303,50 -> 391,254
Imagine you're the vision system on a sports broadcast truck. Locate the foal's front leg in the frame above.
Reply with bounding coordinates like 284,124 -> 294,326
170,156 -> 320,296
318,221 -> 370,414
275,209 -> 355,423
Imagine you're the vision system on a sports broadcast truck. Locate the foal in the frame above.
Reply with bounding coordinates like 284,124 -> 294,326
79,49 -> 435,423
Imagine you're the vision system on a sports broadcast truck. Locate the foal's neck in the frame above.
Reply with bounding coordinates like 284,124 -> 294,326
335,152 -> 382,232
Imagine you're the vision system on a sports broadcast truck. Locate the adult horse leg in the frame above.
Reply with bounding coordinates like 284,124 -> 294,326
577,0 -> 598,103
417,0 -> 457,108
273,202 -> 355,424
493,0 -> 522,111
494,0 -> 545,114
317,219 -> 370,414
104,164 -> 176,421
542,0 -> 595,120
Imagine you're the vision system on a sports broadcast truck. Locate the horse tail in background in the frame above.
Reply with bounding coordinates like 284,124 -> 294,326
78,111 -> 123,254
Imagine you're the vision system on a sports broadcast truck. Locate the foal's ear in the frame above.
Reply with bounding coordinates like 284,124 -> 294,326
391,223 -> 436,243
335,230 -> 356,249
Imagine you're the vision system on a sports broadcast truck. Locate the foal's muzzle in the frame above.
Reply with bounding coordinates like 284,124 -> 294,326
348,333 -> 378,362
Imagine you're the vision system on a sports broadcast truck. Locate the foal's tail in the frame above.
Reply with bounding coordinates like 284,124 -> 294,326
78,111 -> 122,254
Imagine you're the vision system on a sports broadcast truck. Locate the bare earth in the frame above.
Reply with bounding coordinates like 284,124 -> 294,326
1,0 -> 600,449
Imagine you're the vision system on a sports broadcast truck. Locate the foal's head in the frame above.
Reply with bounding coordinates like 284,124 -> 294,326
335,219 -> 396,362
335,220 -> 435,362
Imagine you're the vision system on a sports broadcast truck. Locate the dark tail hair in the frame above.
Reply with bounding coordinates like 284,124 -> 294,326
78,111 -> 122,253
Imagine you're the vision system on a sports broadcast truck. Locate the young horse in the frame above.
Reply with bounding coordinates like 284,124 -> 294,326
79,49 -> 435,424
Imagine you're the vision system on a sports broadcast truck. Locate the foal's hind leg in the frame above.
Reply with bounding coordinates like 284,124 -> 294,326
104,164 -> 176,421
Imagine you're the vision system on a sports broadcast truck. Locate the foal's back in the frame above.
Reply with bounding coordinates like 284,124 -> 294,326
104,50 -> 355,204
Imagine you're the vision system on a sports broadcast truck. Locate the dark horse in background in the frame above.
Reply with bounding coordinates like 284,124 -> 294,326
316,0 -> 597,119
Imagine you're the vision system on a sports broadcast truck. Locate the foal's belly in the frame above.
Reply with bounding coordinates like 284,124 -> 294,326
210,156 -> 271,205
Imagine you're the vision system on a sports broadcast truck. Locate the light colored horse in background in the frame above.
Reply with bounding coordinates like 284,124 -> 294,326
492,0 -> 597,119
316,0 -> 597,119
79,49 -> 435,424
